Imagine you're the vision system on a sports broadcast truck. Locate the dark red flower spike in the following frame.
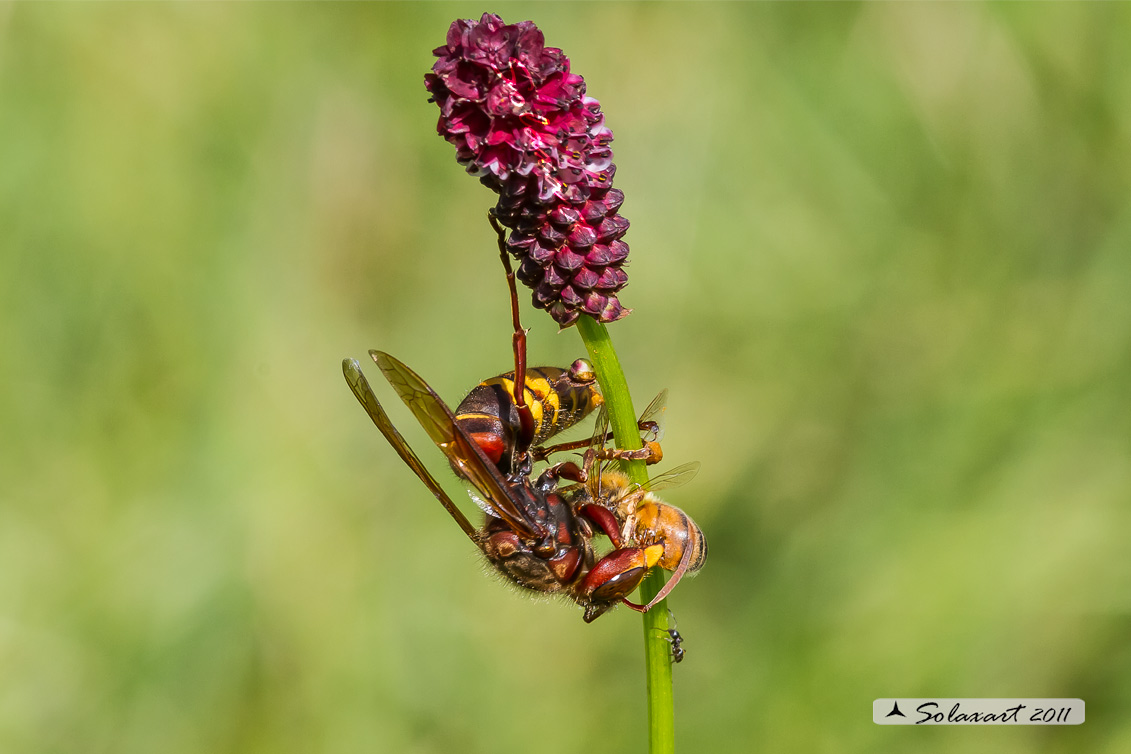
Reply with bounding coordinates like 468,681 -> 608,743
426,13 -> 632,327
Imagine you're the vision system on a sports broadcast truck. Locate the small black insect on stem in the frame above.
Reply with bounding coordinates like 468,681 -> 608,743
655,609 -> 685,664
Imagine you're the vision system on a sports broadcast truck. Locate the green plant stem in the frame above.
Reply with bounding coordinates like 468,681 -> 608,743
576,315 -> 675,754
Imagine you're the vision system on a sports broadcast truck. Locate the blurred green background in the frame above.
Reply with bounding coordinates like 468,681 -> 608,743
2,2 -> 1129,752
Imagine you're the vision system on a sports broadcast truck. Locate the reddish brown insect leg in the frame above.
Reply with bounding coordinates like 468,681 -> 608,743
546,461 -> 586,484
578,543 -> 665,616
532,421 -> 663,464
620,540 -> 696,614
489,211 -> 535,449
578,503 -> 623,546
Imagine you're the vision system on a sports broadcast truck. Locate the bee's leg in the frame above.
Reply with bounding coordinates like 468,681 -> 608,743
532,422 -> 664,464
595,440 -> 663,465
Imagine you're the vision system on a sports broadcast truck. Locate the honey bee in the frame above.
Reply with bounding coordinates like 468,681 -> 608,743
564,402 -> 707,621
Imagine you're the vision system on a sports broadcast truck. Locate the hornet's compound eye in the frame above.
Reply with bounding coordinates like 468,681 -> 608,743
569,359 -> 596,383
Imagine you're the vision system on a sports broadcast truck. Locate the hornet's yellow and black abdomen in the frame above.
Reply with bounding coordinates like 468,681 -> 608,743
479,366 -> 603,446
454,361 -> 602,476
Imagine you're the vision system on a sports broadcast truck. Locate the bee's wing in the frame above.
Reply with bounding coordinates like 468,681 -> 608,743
584,403 -> 613,498
638,461 -> 700,493
586,401 -> 611,458
585,393 -> 678,497
589,389 -> 667,450
370,350 -> 540,539
636,388 -> 668,444
343,358 -> 481,545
